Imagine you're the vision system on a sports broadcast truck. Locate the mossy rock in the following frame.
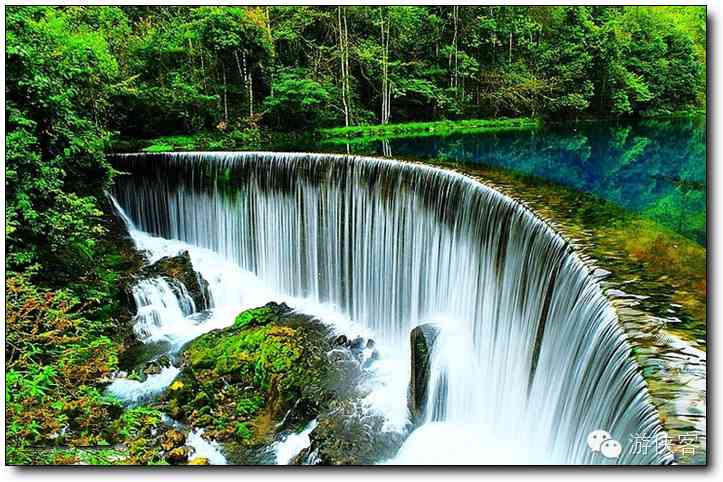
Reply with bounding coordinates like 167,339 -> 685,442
232,306 -> 279,329
162,302 -> 353,463
408,323 -> 440,425
139,250 -> 210,311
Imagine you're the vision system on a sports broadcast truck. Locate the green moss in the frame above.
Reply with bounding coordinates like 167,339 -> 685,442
232,306 -> 276,329
142,143 -> 174,153
234,422 -> 253,440
165,304 -> 334,451
235,395 -> 264,417
184,322 -> 302,391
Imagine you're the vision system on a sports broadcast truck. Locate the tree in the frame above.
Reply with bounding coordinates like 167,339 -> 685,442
5,6 -> 121,276
262,69 -> 334,129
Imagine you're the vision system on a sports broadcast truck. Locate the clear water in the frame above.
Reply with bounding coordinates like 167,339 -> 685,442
315,117 -> 706,245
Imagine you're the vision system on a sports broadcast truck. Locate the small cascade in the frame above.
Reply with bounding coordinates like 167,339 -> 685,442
186,429 -> 228,465
273,420 -> 319,465
131,277 -> 196,343
106,366 -> 181,406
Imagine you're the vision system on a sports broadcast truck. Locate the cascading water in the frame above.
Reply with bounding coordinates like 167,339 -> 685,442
110,151 -> 672,465
131,277 -> 197,343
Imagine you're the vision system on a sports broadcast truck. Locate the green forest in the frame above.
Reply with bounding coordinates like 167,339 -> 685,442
5,5 -> 707,465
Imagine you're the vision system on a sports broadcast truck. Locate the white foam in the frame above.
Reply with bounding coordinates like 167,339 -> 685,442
186,428 -> 227,465
106,366 -> 180,404
273,420 -> 318,465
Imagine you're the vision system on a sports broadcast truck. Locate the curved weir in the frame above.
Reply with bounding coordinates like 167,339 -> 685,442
111,152 -> 672,464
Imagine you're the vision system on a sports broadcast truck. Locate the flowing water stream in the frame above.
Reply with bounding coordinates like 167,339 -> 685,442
109,151 -> 672,465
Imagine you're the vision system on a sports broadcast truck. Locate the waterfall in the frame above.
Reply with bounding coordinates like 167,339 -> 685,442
131,277 -> 197,343
110,151 -> 672,465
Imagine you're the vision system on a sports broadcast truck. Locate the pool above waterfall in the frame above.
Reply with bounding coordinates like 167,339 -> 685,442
109,151 -> 677,465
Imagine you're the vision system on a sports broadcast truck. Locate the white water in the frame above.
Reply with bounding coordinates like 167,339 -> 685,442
106,366 -> 181,405
110,151 -> 672,465
109,196 -> 404,463
273,420 -> 319,465
186,429 -> 227,465
131,277 -> 196,343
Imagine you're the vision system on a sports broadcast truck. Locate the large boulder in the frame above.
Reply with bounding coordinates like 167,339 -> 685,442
140,250 -> 210,311
162,302 -> 371,464
408,323 -> 440,425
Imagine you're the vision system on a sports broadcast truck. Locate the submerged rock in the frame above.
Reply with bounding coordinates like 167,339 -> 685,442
140,250 -> 210,311
292,400 -> 404,465
409,323 -> 440,425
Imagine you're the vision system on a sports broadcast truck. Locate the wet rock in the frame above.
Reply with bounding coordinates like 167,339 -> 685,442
161,429 -> 186,451
118,340 -> 173,373
161,302 -> 366,464
292,400 -> 404,465
348,336 -> 365,352
144,355 -> 172,376
361,349 -> 379,369
188,457 -> 209,465
409,323 -> 440,425
165,446 -> 192,464
97,370 -> 128,384
140,250 -> 210,311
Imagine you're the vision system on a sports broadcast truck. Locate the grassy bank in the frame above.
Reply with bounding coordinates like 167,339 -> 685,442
111,129 -> 265,154
112,118 -> 542,154
318,117 -> 542,143
111,128 -> 316,154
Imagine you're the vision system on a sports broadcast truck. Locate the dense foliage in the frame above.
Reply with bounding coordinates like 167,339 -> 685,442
3,5 -> 707,465
107,6 -> 707,136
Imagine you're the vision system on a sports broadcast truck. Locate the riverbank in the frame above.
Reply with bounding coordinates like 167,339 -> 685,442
111,118 -> 542,154
118,111 -> 703,155
4,199 -> 154,464
318,117 -> 542,144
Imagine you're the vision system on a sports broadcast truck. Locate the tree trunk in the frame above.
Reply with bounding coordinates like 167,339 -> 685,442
338,6 -> 350,127
244,51 -> 253,117
200,49 -> 207,90
380,8 -> 391,124
222,63 -> 228,125
509,32 -> 513,64
449,6 -> 459,96
234,50 -> 254,118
